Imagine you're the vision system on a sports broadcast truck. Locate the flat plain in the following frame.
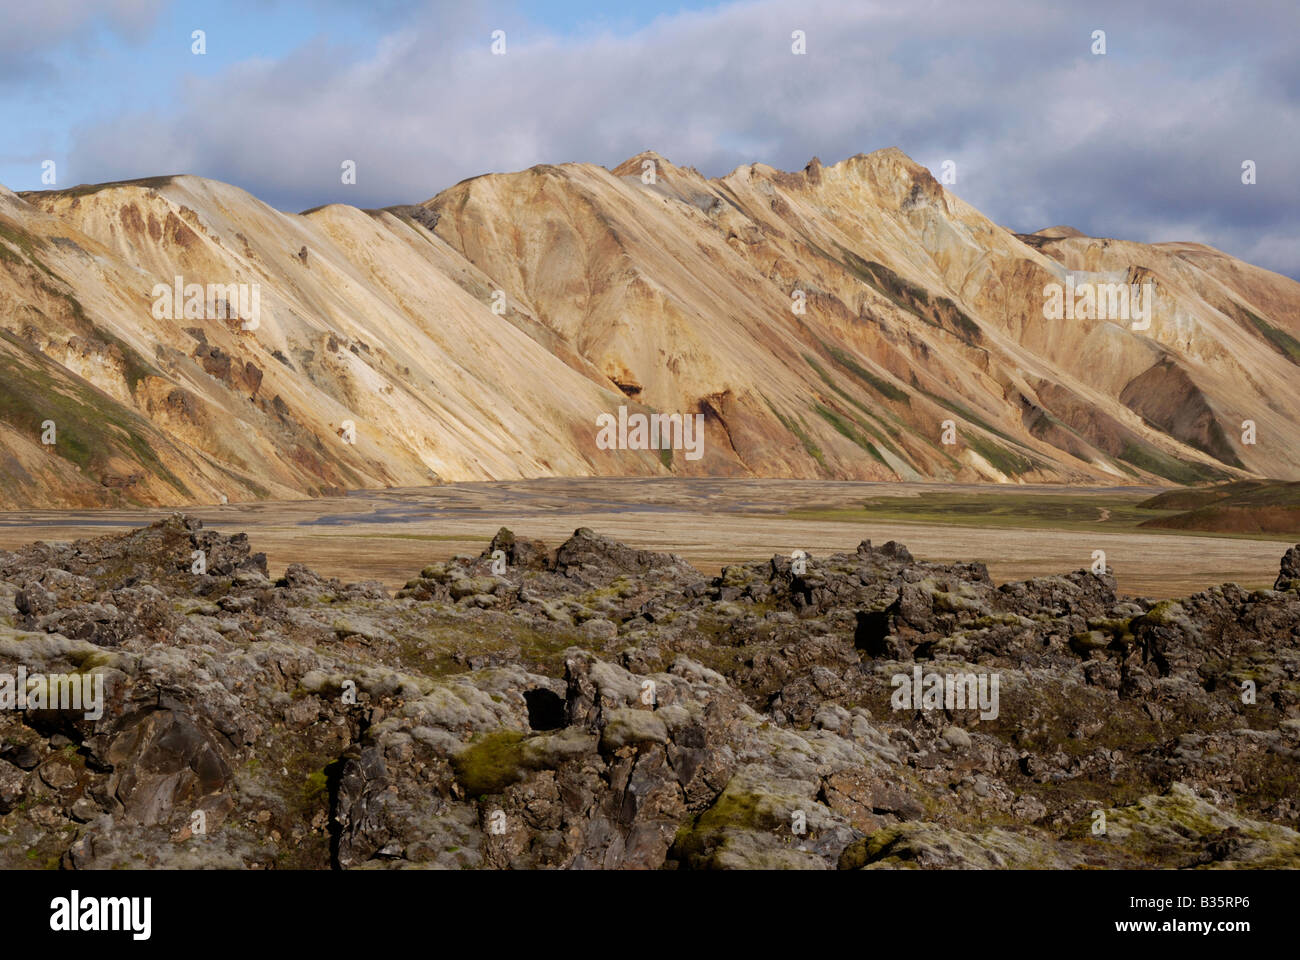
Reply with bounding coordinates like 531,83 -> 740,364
0,479 -> 1291,599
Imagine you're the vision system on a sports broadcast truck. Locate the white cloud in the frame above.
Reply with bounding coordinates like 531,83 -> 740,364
61,0 -> 1300,277
1,0 -> 164,54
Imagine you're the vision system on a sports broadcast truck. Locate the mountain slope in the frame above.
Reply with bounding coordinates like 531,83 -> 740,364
2,148 -> 1297,508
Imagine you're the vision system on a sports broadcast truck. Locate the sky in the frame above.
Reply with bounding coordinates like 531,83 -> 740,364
2,0 -> 1297,278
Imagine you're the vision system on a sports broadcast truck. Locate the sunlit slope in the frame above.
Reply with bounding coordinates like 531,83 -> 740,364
1,146 -> 1296,508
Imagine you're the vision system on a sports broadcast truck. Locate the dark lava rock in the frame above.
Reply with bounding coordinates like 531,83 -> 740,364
0,519 -> 1296,870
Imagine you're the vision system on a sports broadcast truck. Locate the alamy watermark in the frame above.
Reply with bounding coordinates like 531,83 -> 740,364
1042,275 -> 1154,330
50,891 -> 150,940
595,405 -> 705,461
0,667 -> 103,720
151,276 -> 260,330
891,665 -> 999,720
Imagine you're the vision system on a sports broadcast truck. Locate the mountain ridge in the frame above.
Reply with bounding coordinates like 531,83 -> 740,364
2,146 -> 1297,509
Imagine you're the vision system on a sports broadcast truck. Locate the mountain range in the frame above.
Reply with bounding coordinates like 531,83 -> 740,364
2,147 -> 1299,509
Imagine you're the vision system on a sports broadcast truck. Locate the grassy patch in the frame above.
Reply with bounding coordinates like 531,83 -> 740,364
20,176 -> 177,201
813,403 -> 887,466
1234,303 -> 1300,366
1118,439 -> 1228,486
789,490 -> 1172,532
0,330 -> 190,498
787,488 -> 1297,542
818,342 -> 910,404
763,396 -> 825,469
1137,479 -> 1300,536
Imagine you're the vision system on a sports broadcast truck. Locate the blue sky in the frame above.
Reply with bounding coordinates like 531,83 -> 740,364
1,1 -> 721,188
2,0 -> 1297,278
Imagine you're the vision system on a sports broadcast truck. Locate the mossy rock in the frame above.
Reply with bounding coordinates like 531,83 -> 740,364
1137,600 -> 1188,628
1069,630 -> 1111,653
600,708 -> 668,750
671,777 -> 827,869
449,725 -> 598,798
451,730 -> 529,797
1097,782 -> 1300,867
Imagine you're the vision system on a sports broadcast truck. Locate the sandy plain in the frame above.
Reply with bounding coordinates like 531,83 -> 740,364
0,479 -> 1291,599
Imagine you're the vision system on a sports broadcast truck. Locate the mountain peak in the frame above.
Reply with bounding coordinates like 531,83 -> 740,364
1032,225 -> 1089,239
717,147 -> 931,193
611,150 -> 678,178
832,147 -> 935,184
18,174 -> 184,202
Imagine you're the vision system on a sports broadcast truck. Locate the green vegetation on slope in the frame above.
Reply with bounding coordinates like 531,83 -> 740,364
812,403 -> 887,466
1233,303 -> 1300,366
834,245 -> 982,344
763,395 -> 825,469
0,330 -> 191,498
18,176 -> 177,202
801,353 -> 908,461
1138,479 -> 1300,536
1118,439 -> 1228,486
817,340 -> 910,404
915,387 -> 1040,477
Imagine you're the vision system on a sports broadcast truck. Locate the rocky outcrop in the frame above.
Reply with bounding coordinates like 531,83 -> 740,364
0,517 -> 1298,869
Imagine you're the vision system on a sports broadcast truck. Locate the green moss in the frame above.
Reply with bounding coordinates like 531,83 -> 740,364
1140,599 -> 1184,627
1085,616 -> 1135,646
671,781 -> 772,865
837,837 -> 873,870
388,609 -> 587,681
1069,630 -> 1112,652
1234,303 -> 1300,366
695,788 -> 764,832
813,403 -> 887,465
763,396 -> 825,469
1118,439 -> 1226,485
303,769 -> 329,805
451,730 -> 528,797
819,342 -> 910,404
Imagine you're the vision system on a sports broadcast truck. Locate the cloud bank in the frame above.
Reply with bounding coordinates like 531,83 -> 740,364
35,0 -> 1300,277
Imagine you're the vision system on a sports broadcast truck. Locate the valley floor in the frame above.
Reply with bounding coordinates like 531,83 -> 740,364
0,480 -> 1290,599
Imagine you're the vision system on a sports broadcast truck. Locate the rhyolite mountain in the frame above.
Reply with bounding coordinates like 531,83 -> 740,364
2,148 -> 1299,508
